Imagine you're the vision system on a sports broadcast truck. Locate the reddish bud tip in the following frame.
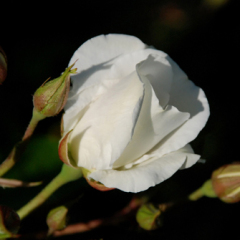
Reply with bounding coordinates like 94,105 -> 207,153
212,162 -> 240,203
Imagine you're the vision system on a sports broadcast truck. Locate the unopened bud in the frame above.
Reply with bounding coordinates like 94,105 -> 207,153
211,162 -> 240,203
46,205 -> 68,235
0,205 -> 20,237
136,203 -> 161,230
0,46 -> 7,84
33,63 -> 77,117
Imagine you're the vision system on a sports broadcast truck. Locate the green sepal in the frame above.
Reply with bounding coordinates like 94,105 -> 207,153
136,203 -> 161,230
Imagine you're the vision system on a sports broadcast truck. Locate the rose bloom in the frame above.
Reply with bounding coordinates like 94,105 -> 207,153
59,34 -> 209,193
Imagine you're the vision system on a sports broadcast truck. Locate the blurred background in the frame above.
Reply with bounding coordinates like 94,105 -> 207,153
0,0 -> 239,239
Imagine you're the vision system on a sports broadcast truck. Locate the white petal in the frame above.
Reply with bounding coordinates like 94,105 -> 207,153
178,144 -> 200,169
90,146 -> 199,192
150,56 -> 210,156
63,78 -> 119,134
103,49 -> 190,168
137,54 -> 173,107
64,34 -> 146,133
113,72 -> 190,168
108,49 -> 172,108
68,34 -> 146,96
167,56 -> 210,120
69,71 -> 144,170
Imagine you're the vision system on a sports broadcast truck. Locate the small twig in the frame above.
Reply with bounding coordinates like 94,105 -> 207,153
53,219 -> 103,237
17,165 -> 82,220
15,197 -> 144,239
0,178 -> 42,188
53,197 -> 145,237
0,109 -> 45,177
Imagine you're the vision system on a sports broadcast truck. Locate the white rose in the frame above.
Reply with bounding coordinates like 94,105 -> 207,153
59,34 -> 210,193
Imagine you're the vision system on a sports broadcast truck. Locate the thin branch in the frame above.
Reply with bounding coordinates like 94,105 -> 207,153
0,109 -> 45,177
0,178 -> 42,188
15,197 -> 145,239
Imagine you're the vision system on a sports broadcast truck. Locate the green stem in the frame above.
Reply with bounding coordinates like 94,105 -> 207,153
0,147 -> 17,177
17,174 -> 65,220
17,165 -> 82,220
188,187 -> 204,201
188,179 -> 217,201
22,108 -> 46,141
0,109 -> 45,177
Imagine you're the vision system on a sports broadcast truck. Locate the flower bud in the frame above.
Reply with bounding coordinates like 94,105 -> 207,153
136,203 -> 161,230
33,63 -> 77,117
46,205 -> 68,235
0,205 -> 20,237
0,46 -> 7,84
211,162 -> 240,203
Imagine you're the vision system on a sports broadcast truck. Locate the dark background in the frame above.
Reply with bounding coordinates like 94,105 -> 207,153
0,0 -> 239,239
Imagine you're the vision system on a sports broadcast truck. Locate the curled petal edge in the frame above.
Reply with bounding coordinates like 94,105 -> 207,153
58,130 -> 77,168
81,168 -> 114,192
58,131 -> 114,191
60,113 -> 64,137
85,178 -> 115,192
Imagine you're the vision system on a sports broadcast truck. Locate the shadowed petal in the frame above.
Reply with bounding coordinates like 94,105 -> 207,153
148,57 -> 210,157
68,34 -> 146,95
64,34 -> 146,134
